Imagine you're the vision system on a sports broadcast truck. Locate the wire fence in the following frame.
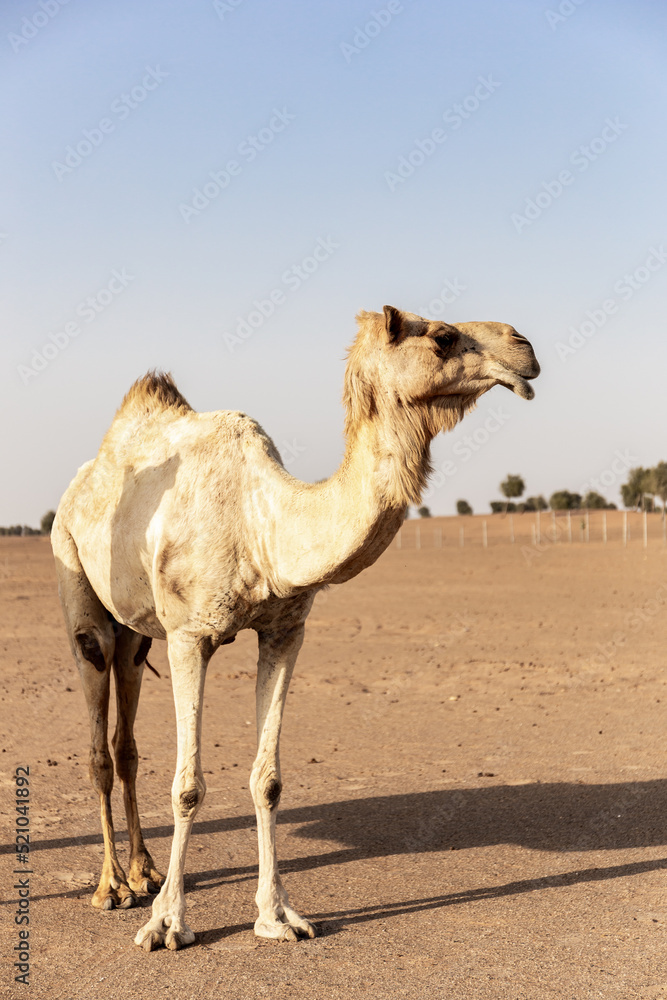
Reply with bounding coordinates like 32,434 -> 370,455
395,509 -> 667,550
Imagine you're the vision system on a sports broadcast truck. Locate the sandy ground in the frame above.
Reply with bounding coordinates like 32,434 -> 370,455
2,522 -> 667,999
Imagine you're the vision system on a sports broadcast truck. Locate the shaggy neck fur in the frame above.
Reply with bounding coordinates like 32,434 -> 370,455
341,388 -> 472,508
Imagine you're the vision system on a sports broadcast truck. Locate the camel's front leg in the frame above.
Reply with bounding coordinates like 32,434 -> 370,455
134,633 -> 208,951
251,624 -> 316,941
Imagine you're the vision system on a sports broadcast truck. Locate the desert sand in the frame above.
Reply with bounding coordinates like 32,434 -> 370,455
2,514 -> 667,999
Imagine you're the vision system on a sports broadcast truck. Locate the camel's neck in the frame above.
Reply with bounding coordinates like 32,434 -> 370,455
258,404 -> 450,595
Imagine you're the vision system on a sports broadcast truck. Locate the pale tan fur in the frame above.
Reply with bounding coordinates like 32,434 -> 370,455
51,306 -> 539,950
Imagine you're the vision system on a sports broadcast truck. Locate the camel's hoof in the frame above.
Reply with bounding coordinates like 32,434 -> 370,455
132,876 -> 162,895
140,930 -> 163,953
166,928 -> 194,951
134,917 -> 195,952
254,913 -> 317,941
93,882 -> 136,911
128,863 -> 166,896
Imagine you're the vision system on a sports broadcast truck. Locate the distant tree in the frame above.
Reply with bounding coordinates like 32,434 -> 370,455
417,506 -> 431,518
522,495 -> 548,512
621,467 -> 652,510
549,490 -> 582,510
649,462 -> 667,515
500,474 -> 525,514
456,500 -> 473,516
582,491 -> 610,509
40,510 -> 56,535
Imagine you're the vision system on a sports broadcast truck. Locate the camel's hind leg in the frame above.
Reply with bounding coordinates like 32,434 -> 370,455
111,627 -> 165,895
51,524 -> 136,910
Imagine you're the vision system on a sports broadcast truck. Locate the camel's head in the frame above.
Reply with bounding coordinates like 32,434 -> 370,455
344,307 -> 540,438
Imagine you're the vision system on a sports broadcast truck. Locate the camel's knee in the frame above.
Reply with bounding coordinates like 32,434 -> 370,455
113,735 -> 138,784
250,768 -> 282,811
173,773 -> 206,819
89,747 -> 114,797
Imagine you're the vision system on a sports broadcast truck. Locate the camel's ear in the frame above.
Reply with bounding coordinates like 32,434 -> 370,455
383,305 -> 404,343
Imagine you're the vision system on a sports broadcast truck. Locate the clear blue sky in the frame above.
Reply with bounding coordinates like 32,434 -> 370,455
2,0 -> 666,524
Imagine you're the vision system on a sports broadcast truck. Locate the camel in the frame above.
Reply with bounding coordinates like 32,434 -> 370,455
51,306 -> 539,951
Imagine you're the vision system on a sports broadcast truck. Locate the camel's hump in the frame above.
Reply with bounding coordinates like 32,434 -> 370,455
119,371 -> 192,415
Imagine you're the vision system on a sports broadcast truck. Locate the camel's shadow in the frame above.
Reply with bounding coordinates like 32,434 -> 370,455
8,778 -> 667,859
5,780 -> 667,942
284,779 -> 667,855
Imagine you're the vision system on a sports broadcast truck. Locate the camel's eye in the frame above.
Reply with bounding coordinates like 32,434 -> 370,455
432,331 -> 457,358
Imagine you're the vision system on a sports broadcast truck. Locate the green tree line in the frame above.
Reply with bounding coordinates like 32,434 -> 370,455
0,510 -> 56,536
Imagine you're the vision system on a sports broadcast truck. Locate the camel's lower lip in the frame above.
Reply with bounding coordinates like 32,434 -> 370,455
497,374 -> 535,400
